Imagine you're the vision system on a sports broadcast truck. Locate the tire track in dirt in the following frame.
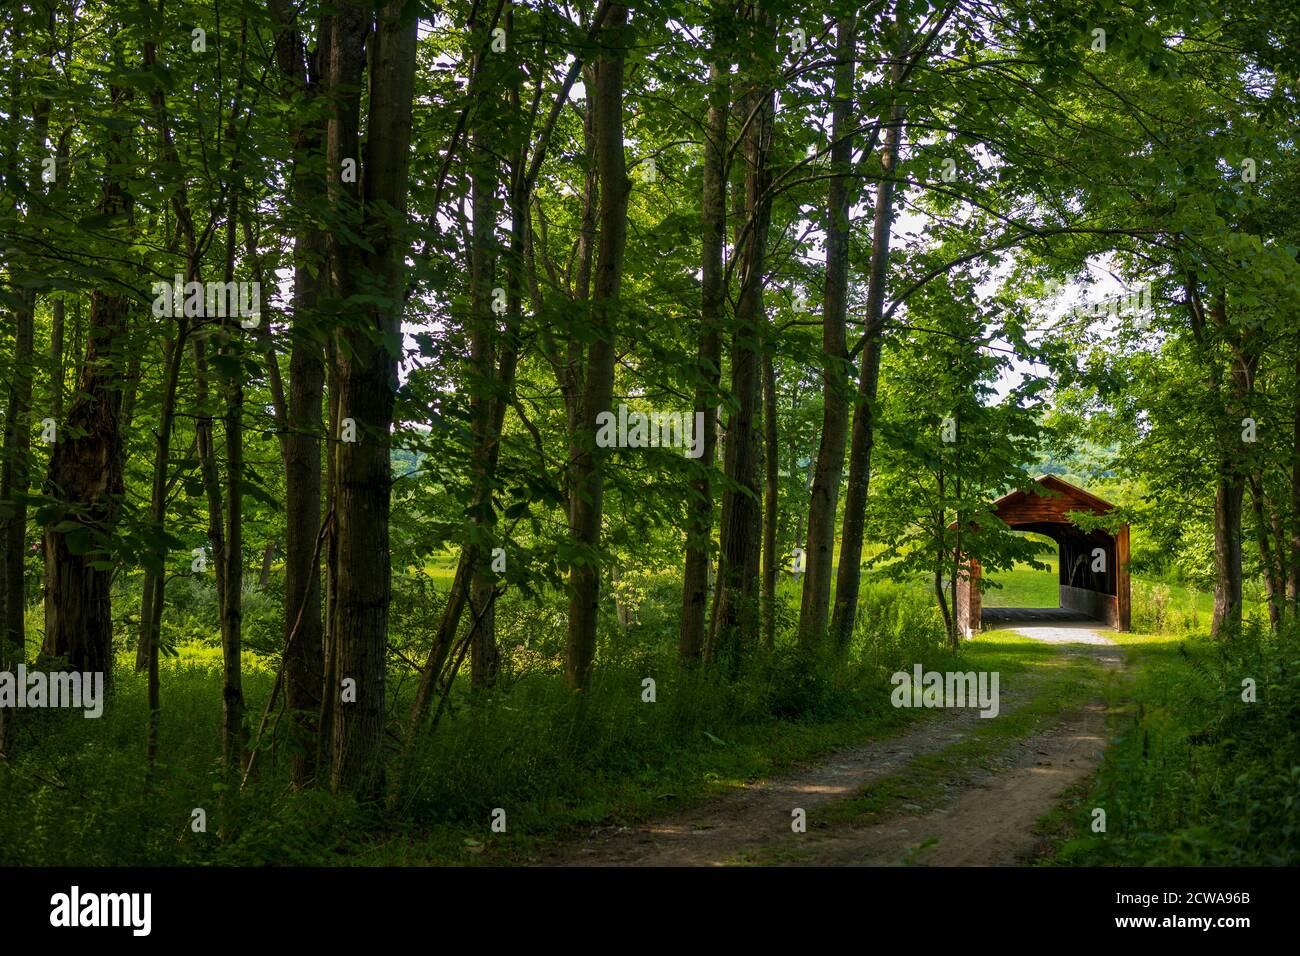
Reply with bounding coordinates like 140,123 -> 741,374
546,623 -> 1121,867
778,697 -> 1110,865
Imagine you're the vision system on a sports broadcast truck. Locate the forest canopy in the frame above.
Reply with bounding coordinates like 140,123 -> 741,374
0,0 -> 1297,870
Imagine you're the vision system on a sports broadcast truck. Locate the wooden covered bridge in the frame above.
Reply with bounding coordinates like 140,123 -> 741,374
956,475 -> 1130,635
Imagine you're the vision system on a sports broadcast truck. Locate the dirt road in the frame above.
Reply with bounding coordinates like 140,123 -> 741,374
549,623 -> 1121,866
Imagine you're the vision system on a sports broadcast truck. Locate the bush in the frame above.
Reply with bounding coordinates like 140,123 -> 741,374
1058,620 -> 1300,865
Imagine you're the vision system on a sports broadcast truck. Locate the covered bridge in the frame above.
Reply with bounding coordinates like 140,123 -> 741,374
956,475 -> 1130,635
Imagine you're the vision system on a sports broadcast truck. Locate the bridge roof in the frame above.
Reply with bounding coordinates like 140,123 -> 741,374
989,475 -> 1118,526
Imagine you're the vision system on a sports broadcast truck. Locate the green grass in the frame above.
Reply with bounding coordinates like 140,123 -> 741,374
981,557 -> 1063,608
1039,622 -> 1300,865
0,578 -> 964,866
980,556 -> 1231,627
5,560 -> 1292,867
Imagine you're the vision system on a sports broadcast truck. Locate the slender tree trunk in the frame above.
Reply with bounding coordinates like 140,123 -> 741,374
470,568 -> 498,687
678,59 -> 727,662
829,92 -> 905,649
70,299 -> 84,394
50,298 -> 64,424
1,295 -> 35,663
318,339 -> 340,775
553,61 -> 599,535
119,347 -> 143,437
135,23 -> 218,778
951,457 -> 963,649
271,0 -> 329,789
283,287 -> 325,782
0,279 -> 35,758
934,569 -> 954,645
466,55 -> 501,688
565,4 -> 631,691
1213,473 -> 1245,635
219,215 -> 246,778
1290,337 -> 1300,612
192,335 -> 227,625
797,13 -> 857,652
761,349 -> 778,650
259,540 -> 276,587
1212,345 -> 1252,637
707,10 -> 775,666
404,9 -> 548,736
563,62 -> 598,518
135,316 -> 188,674
1248,473 -> 1283,630
47,130 -> 71,433
2,53 -> 52,691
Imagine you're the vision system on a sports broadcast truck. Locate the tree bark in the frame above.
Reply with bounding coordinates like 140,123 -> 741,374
1290,336 -> 1300,612
2,37 -> 52,690
49,298 -> 64,424
258,540 -> 276,588
761,349 -> 778,650
797,13 -> 857,652
1,296 -> 37,666
271,0 -> 328,788
680,47 -> 729,663
707,9 -> 775,666
325,0 -> 417,794
466,40 -> 501,688
192,334 -> 227,629
42,87 -> 132,680
1212,473 -> 1245,635
829,91 -> 905,649
1248,472 -> 1283,630
218,214 -> 247,779
565,4 -> 631,691
135,316 -> 187,675
1211,340 -> 1253,637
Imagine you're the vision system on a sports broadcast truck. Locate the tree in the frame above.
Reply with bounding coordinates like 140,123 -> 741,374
565,3 -> 631,691
323,0 -> 418,794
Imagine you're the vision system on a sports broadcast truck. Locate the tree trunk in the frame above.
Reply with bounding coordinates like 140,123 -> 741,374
678,56 -> 728,662
1212,345 -> 1253,637
761,349 -> 778,650
271,0 -> 329,789
49,298 -> 64,423
1290,337 -> 1300,612
466,53 -> 501,688
1212,472 -> 1245,636
797,14 -> 857,652
404,5 -> 552,736
1,295 -> 36,665
829,91 -> 905,649
564,4 -> 631,692
318,338 -> 341,775
135,317 -> 188,674
219,215 -> 246,778
42,90 -> 132,680
707,10 -> 774,666
258,540 -> 276,588
192,335 -> 227,629
1248,473 -> 1283,630
2,49 -> 53,693
325,0 -> 417,794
